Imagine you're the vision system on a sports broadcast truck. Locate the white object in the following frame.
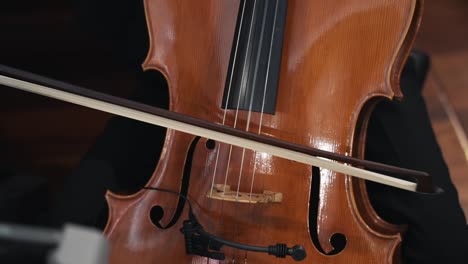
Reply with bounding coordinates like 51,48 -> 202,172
48,224 -> 108,264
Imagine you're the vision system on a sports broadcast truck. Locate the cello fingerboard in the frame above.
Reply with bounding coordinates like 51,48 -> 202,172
221,0 -> 287,114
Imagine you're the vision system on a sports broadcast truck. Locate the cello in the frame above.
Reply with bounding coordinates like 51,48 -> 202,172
0,0 -> 429,263
102,0 -> 424,263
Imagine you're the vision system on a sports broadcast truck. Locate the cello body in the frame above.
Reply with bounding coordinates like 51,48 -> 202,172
104,0 -> 423,263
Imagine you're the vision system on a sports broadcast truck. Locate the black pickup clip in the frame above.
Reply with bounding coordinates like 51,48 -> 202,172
180,212 -> 306,261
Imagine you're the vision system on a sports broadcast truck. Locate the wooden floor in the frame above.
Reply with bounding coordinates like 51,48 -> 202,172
416,0 -> 468,220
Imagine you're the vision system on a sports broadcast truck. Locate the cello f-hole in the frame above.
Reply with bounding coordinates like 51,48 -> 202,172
149,137 -> 201,229
309,166 -> 347,255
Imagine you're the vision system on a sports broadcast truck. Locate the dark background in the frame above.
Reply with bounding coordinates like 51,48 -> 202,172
0,0 -> 148,224
0,0 -> 136,202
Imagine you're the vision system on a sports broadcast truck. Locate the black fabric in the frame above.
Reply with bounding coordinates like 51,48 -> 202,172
0,173 -> 48,225
366,50 -> 468,263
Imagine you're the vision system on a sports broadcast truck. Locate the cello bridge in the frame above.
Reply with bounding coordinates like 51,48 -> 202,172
206,184 -> 283,204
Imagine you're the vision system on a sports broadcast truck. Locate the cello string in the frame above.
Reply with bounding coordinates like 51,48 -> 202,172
247,0 -> 279,204
240,1 -> 278,260
208,0 -> 248,199
234,0 -> 270,203
232,0 -> 272,260
231,0 -> 268,198
240,2 -> 279,258
213,1 -> 258,254
219,0 -> 259,202
233,0 -> 271,207
207,1 -> 249,244
225,0 -> 259,260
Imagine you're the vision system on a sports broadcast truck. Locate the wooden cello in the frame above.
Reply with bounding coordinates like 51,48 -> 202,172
102,0 -> 424,263
101,0 -> 425,263
0,0 -> 424,263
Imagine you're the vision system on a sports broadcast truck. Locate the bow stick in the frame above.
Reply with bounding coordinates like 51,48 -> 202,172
0,64 -> 433,192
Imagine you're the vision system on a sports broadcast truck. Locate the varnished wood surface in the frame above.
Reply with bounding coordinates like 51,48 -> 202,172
1,0 -> 467,262
104,0 -> 419,263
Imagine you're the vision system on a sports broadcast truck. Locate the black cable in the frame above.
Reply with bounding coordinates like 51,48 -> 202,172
143,186 -> 306,261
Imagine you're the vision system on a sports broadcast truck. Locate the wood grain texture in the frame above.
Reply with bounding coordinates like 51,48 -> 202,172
104,1 -> 420,263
